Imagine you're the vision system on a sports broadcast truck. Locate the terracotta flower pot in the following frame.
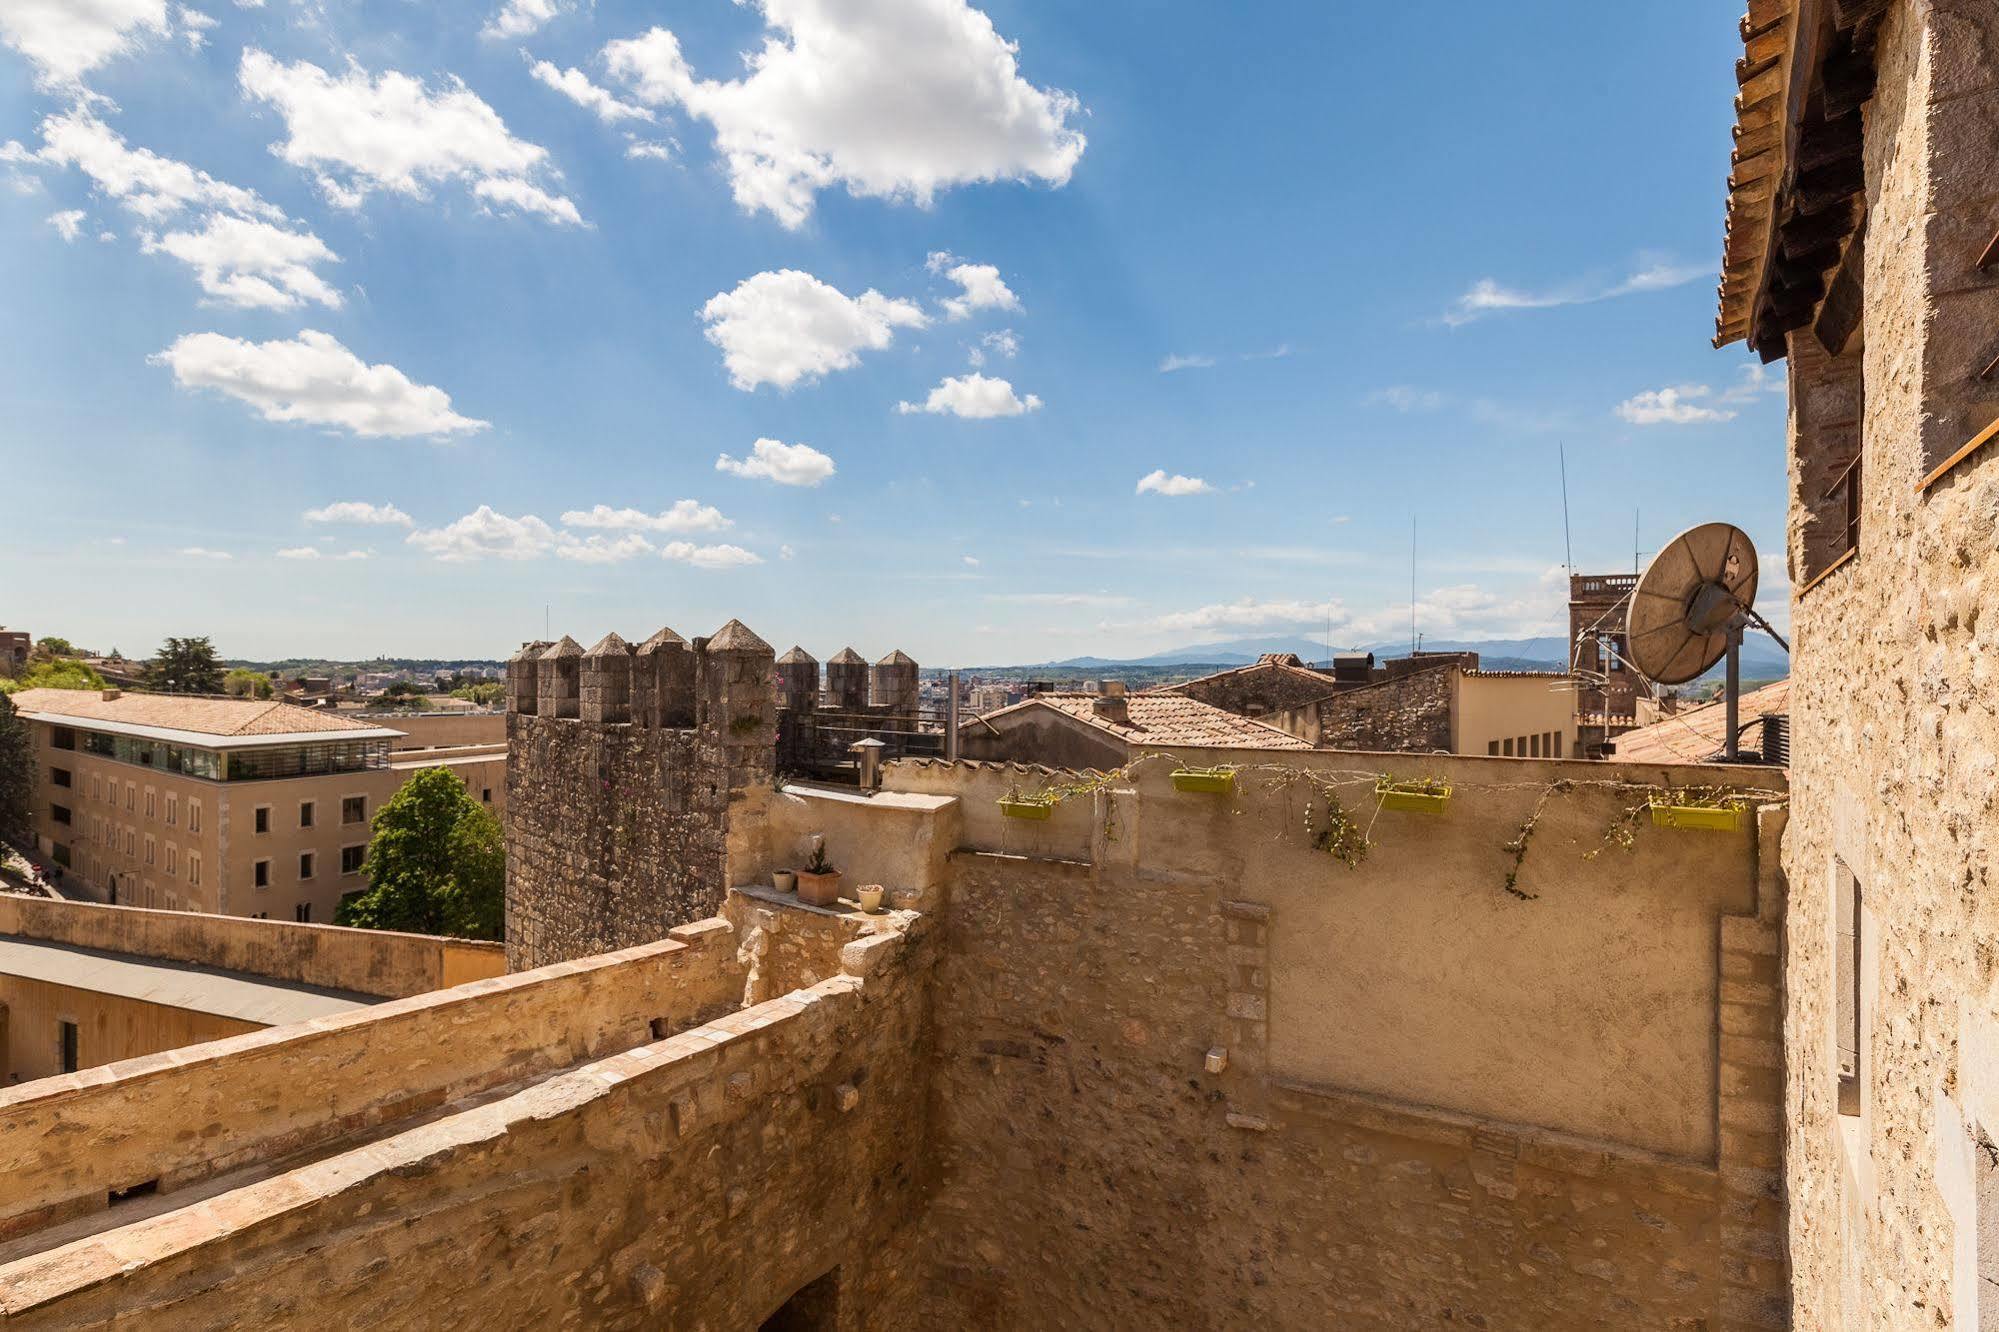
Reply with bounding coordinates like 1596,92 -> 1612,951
773,869 -> 797,893
796,869 -> 842,907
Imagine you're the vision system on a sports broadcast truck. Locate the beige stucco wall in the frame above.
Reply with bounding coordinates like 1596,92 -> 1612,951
1452,673 -> 1577,757
0,974 -> 255,1087
364,712 -> 505,750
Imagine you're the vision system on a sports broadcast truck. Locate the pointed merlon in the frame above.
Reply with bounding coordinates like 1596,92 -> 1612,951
877,649 -> 916,667
540,635 -> 584,659
636,626 -> 687,653
585,631 -> 632,657
706,619 -> 772,653
777,646 -> 818,665
509,640 -> 551,663
828,647 -> 866,665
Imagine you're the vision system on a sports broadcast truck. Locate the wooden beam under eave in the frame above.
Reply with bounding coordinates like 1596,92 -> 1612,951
1738,62 -> 1786,107
1743,24 -> 1791,65
1747,0 -> 1793,35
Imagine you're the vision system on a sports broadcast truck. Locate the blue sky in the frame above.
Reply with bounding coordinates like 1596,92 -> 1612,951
0,0 -> 1786,666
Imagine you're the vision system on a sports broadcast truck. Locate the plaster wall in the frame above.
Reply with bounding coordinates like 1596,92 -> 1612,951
1454,674 -> 1577,757
365,713 -> 506,750
0,973 -> 255,1087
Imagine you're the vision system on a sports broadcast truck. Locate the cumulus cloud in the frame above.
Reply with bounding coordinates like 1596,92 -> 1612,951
1147,598 -> 1343,635
179,546 -> 233,560
483,0 -> 565,40
714,438 -> 835,487
1614,385 -> 1737,426
661,541 -> 762,569
625,139 -> 673,162
175,6 -> 215,50
896,372 -> 1040,418
276,546 -> 320,559
967,327 -> 1017,367
701,269 -> 927,391
153,330 -> 488,439
1135,469 -> 1213,497
1444,257 -> 1710,328
47,209 -> 85,241
30,108 -> 281,222
986,592 -> 1130,607
559,500 -> 731,533
140,213 -> 341,310
0,0 -> 169,88
239,49 -> 582,224
927,251 -> 1019,320
528,58 -> 653,124
303,500 -> 412,526
555,532 -> 653,564
601,0 -> 1085,227
407,507 -> 556,561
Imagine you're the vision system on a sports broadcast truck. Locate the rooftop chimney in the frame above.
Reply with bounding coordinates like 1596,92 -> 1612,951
1093,680 -> 1129,725
100,689 -> 121,701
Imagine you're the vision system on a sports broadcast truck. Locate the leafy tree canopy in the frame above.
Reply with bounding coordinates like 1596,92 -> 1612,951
146,636 -> 225,695
335,767 -> 503,940
0,658 -> 108,695
451,682 -> 505,706
32,635 -> 75,659
224,668 -> 275,700
0,694 -> 31,849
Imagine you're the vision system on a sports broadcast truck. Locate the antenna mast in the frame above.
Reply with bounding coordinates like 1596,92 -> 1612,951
1559,444 -> 1574,575
1409,516 -> 1417,658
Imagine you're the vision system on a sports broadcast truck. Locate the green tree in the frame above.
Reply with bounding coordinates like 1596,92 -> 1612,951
335,768 -> 504,940
145,636 -> 225,694
0,658 -> 108,695
31,635 -> 75,660
0,694 -> 31,849
223,668 -> 275,699
451,682 -> 504,706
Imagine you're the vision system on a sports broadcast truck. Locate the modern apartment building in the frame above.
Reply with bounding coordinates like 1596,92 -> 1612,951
11,689 -> 505,925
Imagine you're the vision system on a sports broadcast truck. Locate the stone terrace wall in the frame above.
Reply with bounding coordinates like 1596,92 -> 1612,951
1314,664 -> 1455,752
0,945 -> 932,1332
0,897 -> 504,998
1170,661 -> 1338,719
0,921 -> 742,1244
886,751 -> 1789,1329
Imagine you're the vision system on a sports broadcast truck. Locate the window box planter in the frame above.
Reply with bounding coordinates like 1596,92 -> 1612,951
1171,767 -> 1236,795
1375,779 -> 1451,814
1647,799 -> 1746,832
999,797 -> 1057,821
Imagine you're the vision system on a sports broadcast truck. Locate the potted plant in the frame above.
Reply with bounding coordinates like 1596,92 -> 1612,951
772,868 -> 797,893
1648,790 -> 1747,832
857,884 -> 886,914
796,843 -> 842,906
998,787 -> 1058,820
1171,765 -> 1236,795
1375,776 -> 1452,814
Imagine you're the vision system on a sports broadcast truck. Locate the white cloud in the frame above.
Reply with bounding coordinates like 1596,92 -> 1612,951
1367,385 -> 1443,412
239,49 -> 582,224
1147,598 -> 1343,635
175,6 -> 215,50
602,0 -> 1085,228
560,500 -> 731,533
528,58 -> 654,124
987,592 -> 1130,607
1158,353 -> 1216,373
701,268 -> 927,391
483,0 -> 565,40
141,213 -> 341,310
179,546 -> 233,560
30,109 -> 281,222
780,544 -> 796,560
624,139 -> 673,162
927,251 -> 1019,320
303,500 -> 412,526
276,546 -> 320,559
407,506 -> 557,561
153,330 -> 488,439
47,209 -> 85,241
896,372 -> 1040,418
1614,385 -> 1737,426
968,327 -> 1017,367
1444,258 -> 1710,327
661,541 -> 762,569
0,0 -> 168,88
714,438 -> 835,487
963,555 -> 980,567
555,532 -> 653,564
1135,469 -> 1213,497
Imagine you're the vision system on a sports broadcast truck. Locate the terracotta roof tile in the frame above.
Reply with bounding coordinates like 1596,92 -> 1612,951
1610,679 -> 1791,765
990,692 -> 1313,750
10,689 -> 387,738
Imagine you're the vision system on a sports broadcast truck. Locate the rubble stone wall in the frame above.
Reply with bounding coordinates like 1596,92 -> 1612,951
1310,664 -> 1455,753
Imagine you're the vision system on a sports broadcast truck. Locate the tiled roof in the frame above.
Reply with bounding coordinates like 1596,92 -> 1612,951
10,689 -> 389,738
1610,679 -> 1792,765
985,692 -> 1312,750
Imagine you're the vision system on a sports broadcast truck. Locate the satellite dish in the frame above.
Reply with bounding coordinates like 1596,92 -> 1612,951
1626,523 -> 1761,686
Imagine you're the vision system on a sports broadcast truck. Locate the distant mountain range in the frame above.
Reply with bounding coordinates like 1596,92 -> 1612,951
999,631 -> 1789,680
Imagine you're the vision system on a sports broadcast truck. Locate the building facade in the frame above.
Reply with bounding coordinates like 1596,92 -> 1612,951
11,689 -> 504,925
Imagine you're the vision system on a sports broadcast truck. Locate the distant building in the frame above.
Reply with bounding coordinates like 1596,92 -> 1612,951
0,627 -> 29,675
967,684 -> 1012,714
1569,573 -> 1644,755
11,689 -> 506,924
959,684 -> 1313,769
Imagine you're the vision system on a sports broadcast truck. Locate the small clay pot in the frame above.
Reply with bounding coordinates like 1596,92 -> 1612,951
857,884 -> 886,914
773,869 -> 797,893
796,869 -> 842,907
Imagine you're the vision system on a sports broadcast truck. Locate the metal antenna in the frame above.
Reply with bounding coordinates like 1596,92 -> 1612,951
1409,516 -> 1417,657
1560,444 -> 1574,576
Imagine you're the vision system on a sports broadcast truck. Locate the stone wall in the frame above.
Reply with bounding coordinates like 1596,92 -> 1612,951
0,897 -> 504,998
1170,660 -> 1338,722
1304,664 -> 1455,753
1778,1 -> 1999,1325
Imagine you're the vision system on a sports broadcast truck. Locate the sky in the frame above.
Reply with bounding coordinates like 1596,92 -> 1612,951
0,0 -> 1790,666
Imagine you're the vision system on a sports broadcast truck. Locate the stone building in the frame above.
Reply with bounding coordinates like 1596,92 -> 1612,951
1569,573 -> 1645,754
1711,0 -> 1999,1322
957,684 -> 1312,768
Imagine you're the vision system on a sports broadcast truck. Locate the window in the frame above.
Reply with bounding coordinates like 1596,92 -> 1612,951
51,767 -> 71,788
1529,735 -> 1542,758
254,859 -> 271,890
294,902 -> 312,923
165,795 -> 177,827
50,803 -> 71,826
164,843 -> 177,876
1836,860 -> 1862,1117
299,852 -> 315,881
188,800 -> 201,834
1486,741 -> 1499,756
341,795 -> 366,825
1501,738 -> 1513,756
58,1020 -> 79,1075
298,800 -> 315,829
481,788 -> 492,803
1554,733 -> 1564,759
51,726 -> 76,751
144,788 -> 155,819
90,775 -> 101,801
254,806 -> 271,835
340,845 -> 366,875
51,843 -> 70,868
124,827 -> 135,855
144,835 -> 156,866
124,782 -> 134,812
187,852 -> 201,888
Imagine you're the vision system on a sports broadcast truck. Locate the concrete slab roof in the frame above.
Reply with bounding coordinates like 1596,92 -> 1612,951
0,937 -> 381,1028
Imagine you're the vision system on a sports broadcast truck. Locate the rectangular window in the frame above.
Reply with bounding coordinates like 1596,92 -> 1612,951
294,902 -> 312,923
340,844 -> 366,875
124,782 -> 134,812
1528,735 -> 1542,758
299,851 -> 315,881
58,1020 -> 79,1075
165,795 -> 177,827
164,843 -> 177,876
51,767 -> 71,788
50,726 -> 76,751
298,800 -> 315,830
187,852 -> 201,888
254,859 -> 271,890
1501,738 -> 1513,756
144,789 -> 155,819
1486,741 -> 1499,756
341,795 -> 366,825
124,827 -> 134,855
481,788 -> 492,803
254,806 -> 270,835
50,803 -> 71,826
144,835 -> 156,866
1836,860 -> 1862,1117
188,800 -> 200,833
1554,733 -> 1564,759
